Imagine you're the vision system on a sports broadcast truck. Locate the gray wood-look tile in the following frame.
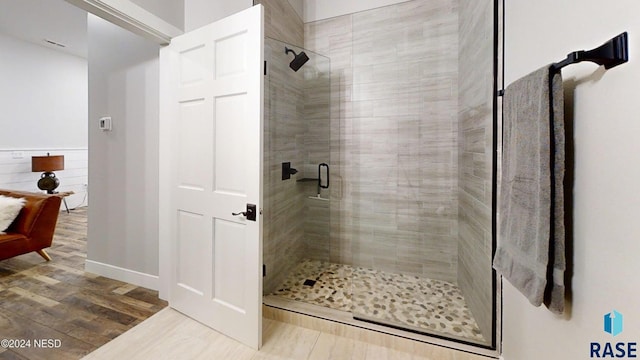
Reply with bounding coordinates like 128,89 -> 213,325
305,0 -> 460,282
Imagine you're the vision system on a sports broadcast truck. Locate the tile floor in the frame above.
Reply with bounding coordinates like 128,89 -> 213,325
83,308 -> 493,360
272,259 -> 486,343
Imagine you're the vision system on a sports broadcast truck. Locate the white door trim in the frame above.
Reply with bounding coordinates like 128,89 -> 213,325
65,0 -> 183,44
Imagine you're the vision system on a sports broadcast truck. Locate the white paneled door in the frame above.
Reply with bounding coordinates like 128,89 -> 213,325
161,5 -> 264,349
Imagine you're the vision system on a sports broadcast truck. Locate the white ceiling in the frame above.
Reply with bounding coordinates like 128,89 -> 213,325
0,0 -> 87,58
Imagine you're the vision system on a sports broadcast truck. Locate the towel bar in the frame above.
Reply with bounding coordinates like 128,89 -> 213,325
551,32 -> 628,72
497,32 -> 629,96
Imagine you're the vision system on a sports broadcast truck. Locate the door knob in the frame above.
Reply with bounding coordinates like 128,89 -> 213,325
232,204 -> 257,221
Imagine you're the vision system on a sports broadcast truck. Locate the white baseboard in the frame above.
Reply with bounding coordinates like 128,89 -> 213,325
85,260 -> 159,290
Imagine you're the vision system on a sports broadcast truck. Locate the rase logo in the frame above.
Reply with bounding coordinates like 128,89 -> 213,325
590,310 -> 637,358
605,311 -> 624,337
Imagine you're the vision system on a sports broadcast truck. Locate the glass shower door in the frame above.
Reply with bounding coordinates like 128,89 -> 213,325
347,0 -> 492,346
263,38 -> 335,310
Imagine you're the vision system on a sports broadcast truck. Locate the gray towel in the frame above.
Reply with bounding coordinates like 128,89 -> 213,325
494,65 -> 565,314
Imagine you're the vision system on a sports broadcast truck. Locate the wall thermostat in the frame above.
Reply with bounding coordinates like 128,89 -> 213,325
99,116 -> 112,131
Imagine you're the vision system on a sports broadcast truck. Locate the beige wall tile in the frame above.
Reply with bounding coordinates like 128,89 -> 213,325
305,0 -> 460,281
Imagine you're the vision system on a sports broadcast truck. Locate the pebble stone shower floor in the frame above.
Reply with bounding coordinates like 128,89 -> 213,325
272,259 -> 486,343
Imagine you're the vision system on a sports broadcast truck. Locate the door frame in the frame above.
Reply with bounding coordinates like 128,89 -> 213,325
65,0 -> 182,44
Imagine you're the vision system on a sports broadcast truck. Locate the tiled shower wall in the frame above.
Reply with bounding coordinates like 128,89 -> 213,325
301,56 -> 332,261
457,0 -> 494,340
305,0 -> 460,282
254,0 -> 303,47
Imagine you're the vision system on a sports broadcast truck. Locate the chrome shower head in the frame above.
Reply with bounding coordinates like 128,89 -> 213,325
285,47 -> 309,72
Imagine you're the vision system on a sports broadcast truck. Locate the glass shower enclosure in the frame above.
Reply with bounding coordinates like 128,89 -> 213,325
262,0 -> 496,346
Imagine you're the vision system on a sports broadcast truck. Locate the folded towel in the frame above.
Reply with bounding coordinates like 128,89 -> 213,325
494,65 -> 566,314
547,70 -> 566,314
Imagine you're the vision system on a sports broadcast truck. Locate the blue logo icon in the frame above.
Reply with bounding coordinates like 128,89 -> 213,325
604,310 -> 623,337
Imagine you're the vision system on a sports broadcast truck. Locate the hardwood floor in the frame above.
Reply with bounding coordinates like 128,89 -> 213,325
0,208 -> 167,360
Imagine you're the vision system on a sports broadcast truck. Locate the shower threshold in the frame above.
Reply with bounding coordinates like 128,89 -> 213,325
265,259 -> 489,347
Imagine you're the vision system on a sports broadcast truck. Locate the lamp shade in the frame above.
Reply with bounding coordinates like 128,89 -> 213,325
32,155 -> 64,172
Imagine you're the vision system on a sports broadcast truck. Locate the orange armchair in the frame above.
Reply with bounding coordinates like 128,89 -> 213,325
0,190 -> 61,261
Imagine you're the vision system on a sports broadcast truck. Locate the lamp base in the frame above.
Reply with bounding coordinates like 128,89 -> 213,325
37,172 -> 60,194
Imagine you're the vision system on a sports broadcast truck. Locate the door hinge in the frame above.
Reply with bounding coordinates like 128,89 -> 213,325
263,264 -> 266,277
264,61 -> 267,76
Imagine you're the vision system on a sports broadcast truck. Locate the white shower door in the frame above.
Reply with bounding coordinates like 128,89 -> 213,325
161,5 -> 264,349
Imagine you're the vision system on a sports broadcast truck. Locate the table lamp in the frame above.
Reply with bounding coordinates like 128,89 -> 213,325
32,153 -> 64,194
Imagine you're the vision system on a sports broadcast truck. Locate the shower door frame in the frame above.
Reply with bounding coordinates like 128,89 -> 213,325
491,0 -> 503,355
343,0 -> 503,352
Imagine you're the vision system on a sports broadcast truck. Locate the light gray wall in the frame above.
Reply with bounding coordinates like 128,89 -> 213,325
502,1 -> 640,359
305,0 -> 460,282
87,14 -> 160,286
0,33 -> 89,208
0,33 -> 87,149
456,0 -> 494,343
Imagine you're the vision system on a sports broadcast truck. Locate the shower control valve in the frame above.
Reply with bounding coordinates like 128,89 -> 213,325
282,162 -> 298,180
